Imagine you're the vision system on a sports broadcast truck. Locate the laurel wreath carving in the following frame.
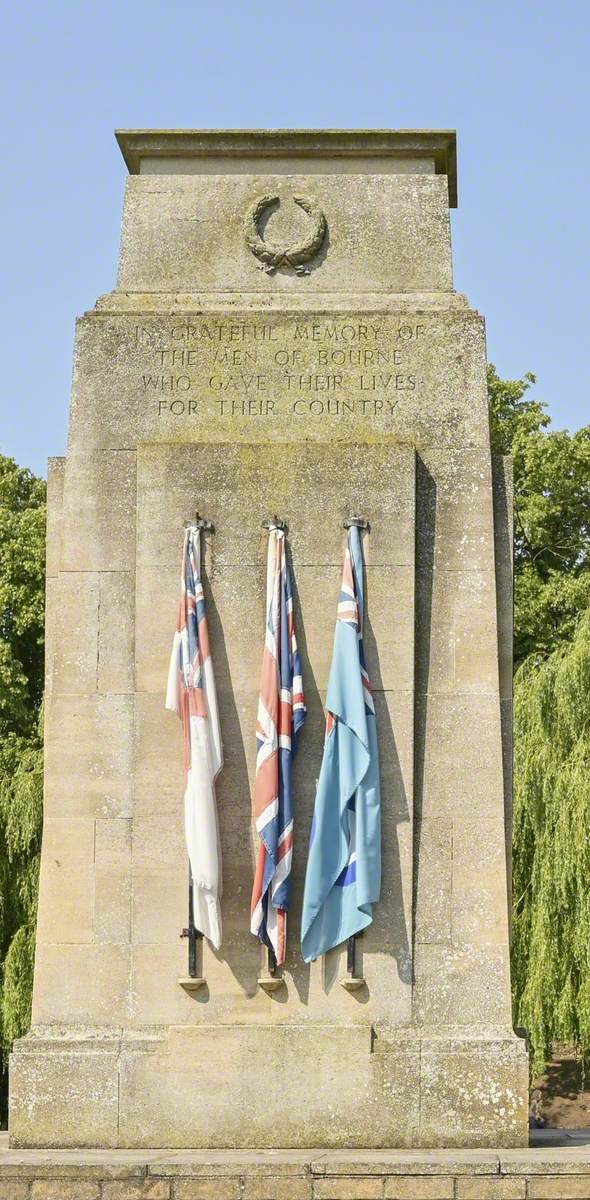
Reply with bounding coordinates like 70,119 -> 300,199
243,193 -> 327,275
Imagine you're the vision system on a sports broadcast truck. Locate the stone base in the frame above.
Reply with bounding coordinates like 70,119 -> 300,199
3,1138 -> 590,1200
9,1025 -> 528,1149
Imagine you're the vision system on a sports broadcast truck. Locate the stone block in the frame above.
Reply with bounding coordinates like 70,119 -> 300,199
52,572 -> 100,694
94,818 -> 132,942
314,1180 -> 384,1199
46,455 -> 66,578
455,1180 -> 525,1200
0,1157 -> 148,1181
98,571 -> 135,694
419,447 -> 496,543
153,1154 -> 312,1177
44,572 -> 59,698
131,869 -> 185,946
418,1034 -> 529,1147
456,1181 -> 525,1199
242,1179 -> 312,1200
414,565 -> 499,697
413,945 -> 512,1027
452,571 -> 500,693
132,815 -> 186,871
119,173 -> 452,294
102,1183 -> 171,1199
72,305 -> 491,455
30,1184 -> 100,1200
384,1179 -> 454,1199
136,442 -> 415,572
44,459 -> 66,701
135,558 -> 414,698
500,1157 -> 590,1177
451,819 -> 510,947
32,944 -> 130,1025
130,945 -> 205,1026
0,1183 -> 29,1199
170,1183 -> 242,1200
9,1039 -> 120,1148
416,694 -> 505,821
36,817 -> 95,945
492,455 -> 514,704
59,450 -> 137,573
44,693 -> 134,818
118,1024 -> 419,1148
133,692 -> 184,814
134,563 -> 179,694
95,816 -> 133,868
527,1180 -> 590,1199
312,1154 -> 503,1177
173,1183 -> 242,1200
414,819 -> 452,944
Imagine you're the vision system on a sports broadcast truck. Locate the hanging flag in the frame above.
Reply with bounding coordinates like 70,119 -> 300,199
166,526 -> 223,949
251,527 -> 306,965
301,526 -> 381,962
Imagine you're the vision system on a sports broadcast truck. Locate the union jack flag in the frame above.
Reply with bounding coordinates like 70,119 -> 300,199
250,527 -> 306,965
166,527 -> 223,948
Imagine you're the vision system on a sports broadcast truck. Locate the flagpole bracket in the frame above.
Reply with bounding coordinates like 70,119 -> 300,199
185,512 -> 215,532
258,975 -> 285,993
178,976 -> 207,993
262,516 -> 288,532
339,974 -> 366,991
343,514 -> 370,531
340,934 -> 365,989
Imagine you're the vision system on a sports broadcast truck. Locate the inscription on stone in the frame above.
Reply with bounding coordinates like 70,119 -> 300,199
132,318 -> 428,421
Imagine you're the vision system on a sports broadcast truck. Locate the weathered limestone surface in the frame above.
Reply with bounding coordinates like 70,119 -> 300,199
10,129 -> 527,1148
3,1141 -> 590,1200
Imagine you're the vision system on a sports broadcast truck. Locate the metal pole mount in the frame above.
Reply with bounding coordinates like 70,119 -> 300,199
185,511 -> 215,532
343,514 -> 370,531
262,516 -> 288,532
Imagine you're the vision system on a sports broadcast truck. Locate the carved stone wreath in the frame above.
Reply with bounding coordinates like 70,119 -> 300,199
243,193 -> 327,275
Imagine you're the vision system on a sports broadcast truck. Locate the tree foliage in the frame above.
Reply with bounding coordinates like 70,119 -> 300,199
512,611 -> 590,1075
488,365 -> 590,664
0,455 -> 45,1113
490,365 -> 590,1074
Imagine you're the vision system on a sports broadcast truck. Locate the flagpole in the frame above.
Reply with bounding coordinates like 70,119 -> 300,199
256,516 -> 288,994
184,861 -> 202,979
346,935 -> 356,976
340,515 -> 371,993
177,513 -> 214,996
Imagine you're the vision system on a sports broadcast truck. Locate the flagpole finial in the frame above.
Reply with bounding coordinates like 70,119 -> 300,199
262,515 -> 288,532
344,514 -> 370,531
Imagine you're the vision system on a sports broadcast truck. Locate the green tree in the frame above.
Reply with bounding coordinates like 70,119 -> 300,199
488,365 -> 590,664
489,366 -> 590,1074
511,611 -> 590,1075
0,454 -> 46,1121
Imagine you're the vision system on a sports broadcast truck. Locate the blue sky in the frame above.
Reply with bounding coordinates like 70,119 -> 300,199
1,0 -> 588,476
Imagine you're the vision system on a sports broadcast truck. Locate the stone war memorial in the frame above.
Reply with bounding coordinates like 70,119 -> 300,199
9,129 -> 529,1156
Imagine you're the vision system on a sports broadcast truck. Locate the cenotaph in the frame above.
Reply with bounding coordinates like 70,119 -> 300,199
9,129 -> 528,1148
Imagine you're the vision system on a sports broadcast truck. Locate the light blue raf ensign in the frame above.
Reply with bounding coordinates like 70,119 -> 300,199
301,525 -> 381,962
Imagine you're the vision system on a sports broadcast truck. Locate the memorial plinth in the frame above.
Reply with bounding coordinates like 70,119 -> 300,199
9,129 -> 528,1148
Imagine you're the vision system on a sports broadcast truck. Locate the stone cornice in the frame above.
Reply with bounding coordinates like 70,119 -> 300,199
115,128 -> 458,207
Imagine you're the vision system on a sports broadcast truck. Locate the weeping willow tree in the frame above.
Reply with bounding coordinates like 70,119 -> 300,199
0,454 -> 45,1124
512,610 -> 590,1075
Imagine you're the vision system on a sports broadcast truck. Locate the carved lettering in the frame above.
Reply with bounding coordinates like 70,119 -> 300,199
143,374 -> 191,391
131,316 -> 428,422
208,374 -> 267,392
